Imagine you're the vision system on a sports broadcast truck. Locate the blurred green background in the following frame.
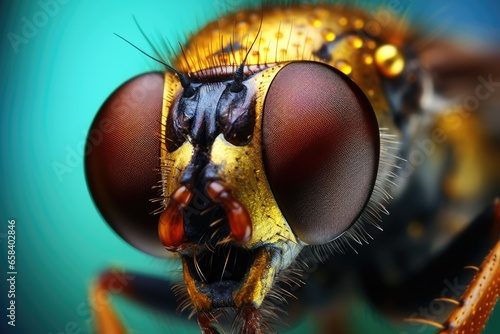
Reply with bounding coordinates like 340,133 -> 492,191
1,0 -> 499,333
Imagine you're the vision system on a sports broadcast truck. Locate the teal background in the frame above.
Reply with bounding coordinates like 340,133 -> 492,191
1,1 -> 499,333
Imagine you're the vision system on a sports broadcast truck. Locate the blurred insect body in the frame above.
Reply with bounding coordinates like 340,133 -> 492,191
85,1 -> 500,333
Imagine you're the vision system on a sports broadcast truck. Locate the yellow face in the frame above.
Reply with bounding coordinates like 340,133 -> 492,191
158,2 -> 406,330
161,66 -> 298,250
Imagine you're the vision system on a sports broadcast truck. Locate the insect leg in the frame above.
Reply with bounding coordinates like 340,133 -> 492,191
239,305 -> 262,334
197,312 -> 221,334
438,199 -> 500,334
89,268 -> 180,333
405,200 -> 500,333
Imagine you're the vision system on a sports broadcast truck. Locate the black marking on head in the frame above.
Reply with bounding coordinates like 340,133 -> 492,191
313,43 -> 332,62
216,42 -> 245,55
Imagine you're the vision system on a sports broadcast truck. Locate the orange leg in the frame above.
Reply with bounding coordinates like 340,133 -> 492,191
438,199 -> 500,334
90,271 -> 128,334
88,269 -> 179,333
406,199 -> 500,333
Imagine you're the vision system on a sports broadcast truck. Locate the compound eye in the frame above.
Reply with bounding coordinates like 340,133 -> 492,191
85,72 -> 166,256
262,62 -> 379,245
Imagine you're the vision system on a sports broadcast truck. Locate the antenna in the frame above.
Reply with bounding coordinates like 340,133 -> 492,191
114,32 -> 195,98
229,8 -> 264,93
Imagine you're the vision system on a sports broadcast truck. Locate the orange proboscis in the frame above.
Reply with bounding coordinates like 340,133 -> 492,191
207,181 -> 252,243
158,185 -> 194,251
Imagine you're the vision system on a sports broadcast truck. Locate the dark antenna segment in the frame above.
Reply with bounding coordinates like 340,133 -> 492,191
229,8 -> 264,93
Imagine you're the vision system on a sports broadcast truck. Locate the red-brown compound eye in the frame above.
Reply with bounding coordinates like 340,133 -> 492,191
262,62 -> 380,245
85,72 -> 166,256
